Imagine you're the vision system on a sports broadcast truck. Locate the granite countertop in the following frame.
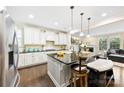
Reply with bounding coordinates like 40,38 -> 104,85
19,49 -> 68,54
47,53 -> 79,65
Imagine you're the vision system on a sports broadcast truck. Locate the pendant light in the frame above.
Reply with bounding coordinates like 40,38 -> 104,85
80,12 -> 84,36
86,17 -> 91,38
70,6 -> 78,34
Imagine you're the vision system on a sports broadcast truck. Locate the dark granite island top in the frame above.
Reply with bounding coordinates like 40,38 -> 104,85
47,53 -> 79,65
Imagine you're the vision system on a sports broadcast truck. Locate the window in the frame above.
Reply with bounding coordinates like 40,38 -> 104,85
99,37 -> 107,50
110,37 -> 120,49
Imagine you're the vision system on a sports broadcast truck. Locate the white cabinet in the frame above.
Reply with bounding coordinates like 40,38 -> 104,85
46,31 -> 55,41
18,54 -> 25,68
63,33 -> 67,45
59,33 -> 64,45
18,53 -> 47,68
58,32 -> 67,45
24,53 -> 33,66
23,25 -> 69,45
24,26 -> 33,44
55,32 -> 67,45
32,53 -> 40,64
33,30 -> 41,44
24,26 -> 41,45
54,32 -> 59,45
42,52 -> 47,62
40,31 -> 46,45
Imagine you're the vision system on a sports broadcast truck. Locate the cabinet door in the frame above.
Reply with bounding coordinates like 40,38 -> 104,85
33,53 -> 41,64
38,52 -> 47,63
32,30 -> 38,44
18,54 -> 25,68
24,26 -> 32,44
24,26 -> 41,45
54,33 -> 59,45
59,33 -> 68,45
40,31 -> 46,45
63,33 -> 67,45
30,28 -> 40,44
46,31 -> 55,41
42,52 -> 47,62
59,33 -> 64,45
32,28 -> 41,44
24,53 -> 32,66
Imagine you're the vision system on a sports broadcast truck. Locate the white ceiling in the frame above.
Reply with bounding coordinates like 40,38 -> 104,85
6,6 -> 124,34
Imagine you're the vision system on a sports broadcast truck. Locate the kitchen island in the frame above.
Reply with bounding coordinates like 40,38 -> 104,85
47,53 -> 78,87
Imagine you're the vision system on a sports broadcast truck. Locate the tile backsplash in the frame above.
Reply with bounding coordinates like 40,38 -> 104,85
20,41 -> 67,52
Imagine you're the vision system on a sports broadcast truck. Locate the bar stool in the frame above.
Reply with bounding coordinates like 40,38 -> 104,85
70,64 -> 89,87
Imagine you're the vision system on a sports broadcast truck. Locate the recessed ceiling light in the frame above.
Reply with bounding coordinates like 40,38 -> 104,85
54,22 -> 59,26
102,13 -> 107,17
29,14 -> 34,19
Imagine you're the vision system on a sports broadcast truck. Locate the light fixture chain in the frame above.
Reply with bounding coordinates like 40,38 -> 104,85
80,13 -> 84,32
70,6 -> 74,30
88,17 -> 91,34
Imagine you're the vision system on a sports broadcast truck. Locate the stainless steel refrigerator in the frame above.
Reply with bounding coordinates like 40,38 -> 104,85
0,10 -> 20,87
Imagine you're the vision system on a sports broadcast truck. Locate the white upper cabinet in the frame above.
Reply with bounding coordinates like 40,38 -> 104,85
54,32 -> 59,45
46,30 -> 56,41
63,33 -> 67,45
24,26 -> 33,44
40,31 -> 46,45
33,29 -> 41,44
24,26 -> 41,45
24,25 -> 68,45
58,32 -> 63,45
58,32 -> 67,45
55,32 -> 68,45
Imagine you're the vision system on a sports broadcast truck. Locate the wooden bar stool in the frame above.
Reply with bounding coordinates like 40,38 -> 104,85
70,64 -> 89,87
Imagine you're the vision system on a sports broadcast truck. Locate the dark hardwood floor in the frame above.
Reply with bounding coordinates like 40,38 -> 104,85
18,62 -> 124,87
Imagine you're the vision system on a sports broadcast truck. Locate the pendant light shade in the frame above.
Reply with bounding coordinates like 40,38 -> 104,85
80,12 -> 84,36
86,17 -> 91,37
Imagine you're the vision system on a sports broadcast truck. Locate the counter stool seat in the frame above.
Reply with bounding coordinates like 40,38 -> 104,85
87,59 -> 113,72
70,64 -> 89,87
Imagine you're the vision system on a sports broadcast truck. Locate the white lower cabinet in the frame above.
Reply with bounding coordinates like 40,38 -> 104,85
42,52 -> 47,62
24,53 -> 33,66
18,54 -> 25,68
18,52 -> 47,68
